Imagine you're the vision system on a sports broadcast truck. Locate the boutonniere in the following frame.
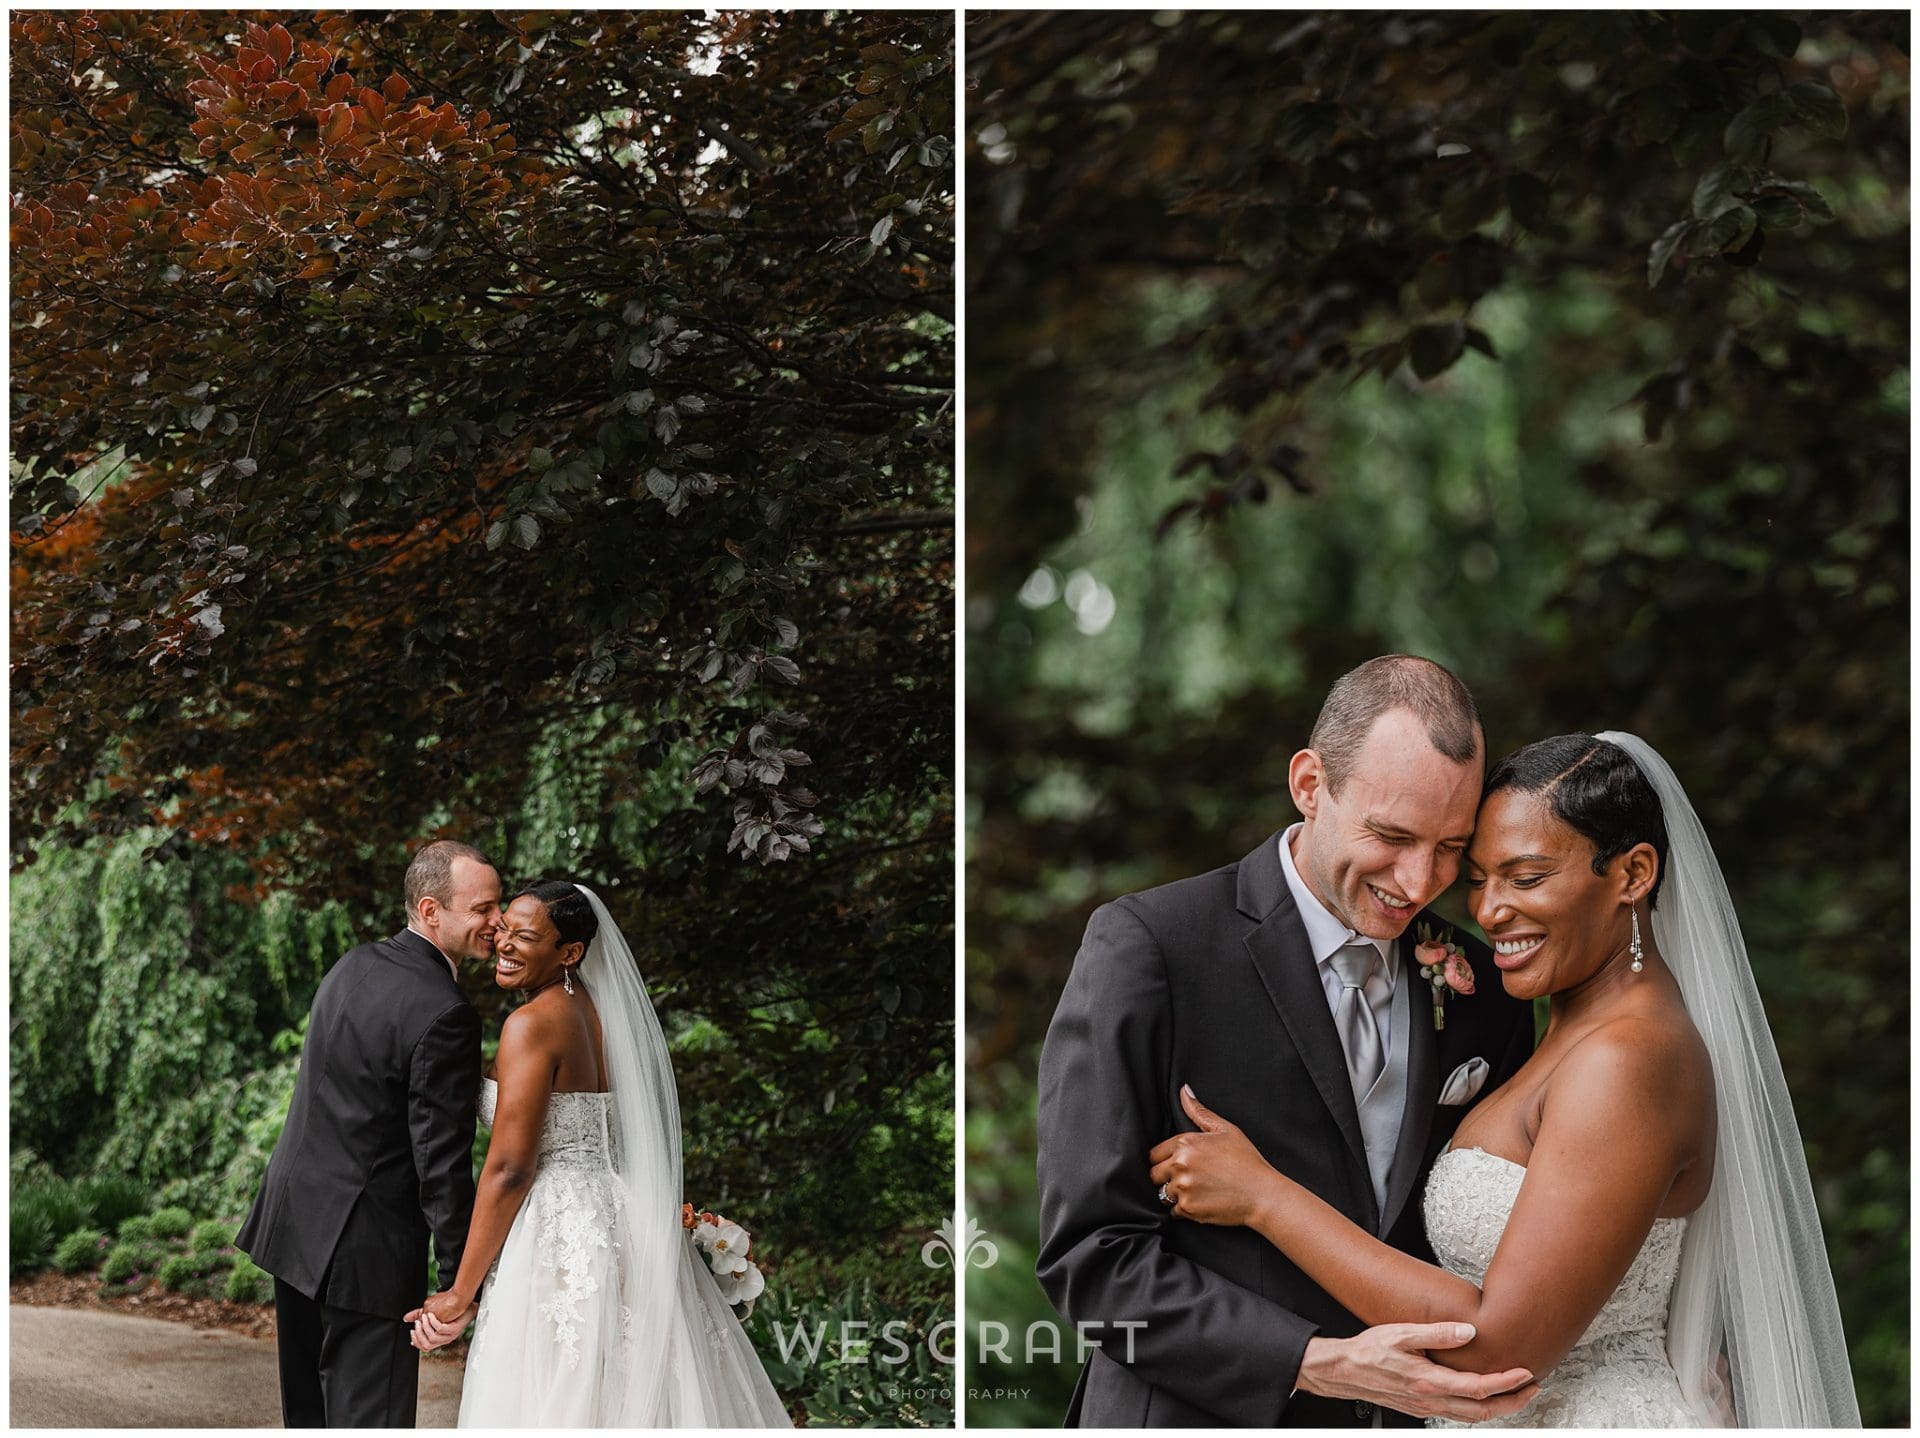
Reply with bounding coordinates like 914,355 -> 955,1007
1414,922 -> 1475,1030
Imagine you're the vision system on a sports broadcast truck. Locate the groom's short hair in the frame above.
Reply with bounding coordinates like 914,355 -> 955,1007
1310,655 -> 1483,793
405,839 -> 494,919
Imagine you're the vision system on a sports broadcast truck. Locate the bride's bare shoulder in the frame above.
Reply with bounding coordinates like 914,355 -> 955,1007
1552,1007 -> 1714,1131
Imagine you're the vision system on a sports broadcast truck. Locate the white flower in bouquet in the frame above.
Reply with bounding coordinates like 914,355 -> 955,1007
715,1259 -> 766,1310
706,1221 -> 753,1277
682,1202 -> 769,1316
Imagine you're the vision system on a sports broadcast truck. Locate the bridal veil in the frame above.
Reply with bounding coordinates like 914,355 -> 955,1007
576,884 -> 791,1426
1595,734 -> 1859,1427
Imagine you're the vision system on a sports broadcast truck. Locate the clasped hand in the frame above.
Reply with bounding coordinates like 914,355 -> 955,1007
1147,1084 -> 1278,1225
404,1289 -> 477,1352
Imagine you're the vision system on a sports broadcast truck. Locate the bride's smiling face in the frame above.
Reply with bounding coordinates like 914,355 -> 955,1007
492,895 -> 584,993
1466,789 -> 1632,1001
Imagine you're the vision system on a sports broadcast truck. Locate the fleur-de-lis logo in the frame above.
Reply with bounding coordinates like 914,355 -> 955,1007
920,1212 -> 999,1271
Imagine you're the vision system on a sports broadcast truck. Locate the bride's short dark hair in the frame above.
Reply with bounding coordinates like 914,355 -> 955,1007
1485,735 -> 1670,908
516,879 -> 600,951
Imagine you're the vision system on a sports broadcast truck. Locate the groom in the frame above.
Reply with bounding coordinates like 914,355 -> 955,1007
236,839 -> 498,1427
1036,656 -> 1538,1427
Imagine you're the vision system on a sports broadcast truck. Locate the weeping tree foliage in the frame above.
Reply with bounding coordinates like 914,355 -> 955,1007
11,10 -> 953,1260
965,10 -> 1906,1425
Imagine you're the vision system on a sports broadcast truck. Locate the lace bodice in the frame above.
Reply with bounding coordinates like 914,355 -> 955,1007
1423,1146 -> 1698,1428
479,1076 -> 614,1171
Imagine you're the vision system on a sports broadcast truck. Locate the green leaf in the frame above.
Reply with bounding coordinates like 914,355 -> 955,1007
383,445 -> 410,472
1784,81 -> 1847,139
869,214 -> 893,247
189,405 -> 215,432
1408,323 -> 1466,380
1624,86 -> 1687,146
623,389 -> 654,417
1764,178 -> 1834,223
1439,179 -> 1502,240
528,446 -> 554,472
1505,172 -> 1551,234
1724,93 -> 1791,164
510,514 -> 540,549
1691,162 -> 1753,219
1750,194 -> 1804,229
1696,202 -> 1757,255
484,519 -> 508,550
1648,219 -> 1694,288
1463,327 -> 1498,359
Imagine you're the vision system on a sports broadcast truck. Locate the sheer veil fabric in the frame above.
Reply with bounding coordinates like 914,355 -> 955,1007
575,884 -> 791,1426
1595,734 -> 1859,1427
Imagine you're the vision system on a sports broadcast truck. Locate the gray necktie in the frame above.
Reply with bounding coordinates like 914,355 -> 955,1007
1330,943 -> 1386,1100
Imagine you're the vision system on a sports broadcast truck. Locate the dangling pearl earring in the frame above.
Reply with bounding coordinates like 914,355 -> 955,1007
563,964 -> 576,996
1629,905 -> 1644,973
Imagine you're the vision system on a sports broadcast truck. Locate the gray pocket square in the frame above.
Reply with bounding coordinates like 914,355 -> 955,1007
1438,1057 -> 1489,1106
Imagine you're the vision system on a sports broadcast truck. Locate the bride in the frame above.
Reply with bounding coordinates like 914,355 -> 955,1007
1150,733 -> 1858,1427
407,880 -> 790,1426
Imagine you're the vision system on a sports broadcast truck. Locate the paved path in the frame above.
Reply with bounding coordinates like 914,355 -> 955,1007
10,1304 -> 463,1428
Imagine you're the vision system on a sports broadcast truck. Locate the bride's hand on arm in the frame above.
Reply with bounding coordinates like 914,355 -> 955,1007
1152,1086 -> 1537,1420
1202,1030 -> 1703,1383
436,1007 -> 559,1313
1146,1084 -> 1295,1226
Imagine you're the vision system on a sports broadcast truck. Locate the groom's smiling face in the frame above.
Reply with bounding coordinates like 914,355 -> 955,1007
1290,707 -> 1482,940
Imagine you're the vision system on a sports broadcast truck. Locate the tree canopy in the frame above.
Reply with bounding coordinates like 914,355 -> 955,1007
965,10 -> 1905,1425
13,8 -> 951,884
12,9 -> 953,1263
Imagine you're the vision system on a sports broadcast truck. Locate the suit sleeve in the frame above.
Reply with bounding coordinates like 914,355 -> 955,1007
1035,899 -> 1319,1426
408,1001 -> 482,1293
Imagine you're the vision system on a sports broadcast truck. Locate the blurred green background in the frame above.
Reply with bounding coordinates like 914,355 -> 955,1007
963,10 -> 1906,1426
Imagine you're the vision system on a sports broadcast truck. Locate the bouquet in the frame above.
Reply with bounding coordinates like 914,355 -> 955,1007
682,1202 -> 768,1319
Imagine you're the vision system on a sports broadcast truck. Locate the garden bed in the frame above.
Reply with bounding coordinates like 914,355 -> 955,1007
10,1269 -> 278,1341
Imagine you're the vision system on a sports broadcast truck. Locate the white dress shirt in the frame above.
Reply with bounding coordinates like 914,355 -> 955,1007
1277,823 -> 1398,1063
1276,823 -> 1401,1421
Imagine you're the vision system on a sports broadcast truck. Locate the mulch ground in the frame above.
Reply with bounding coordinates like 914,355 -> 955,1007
8,1272 -> 470,1360
11,1270 -> 279,1340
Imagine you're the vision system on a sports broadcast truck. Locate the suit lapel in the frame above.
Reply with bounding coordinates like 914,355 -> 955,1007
1380,928 -> 1440,1235
1237,835 -> 1370,1181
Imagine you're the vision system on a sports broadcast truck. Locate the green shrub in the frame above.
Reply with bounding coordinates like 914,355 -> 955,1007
189,1219 -> 234,1253
99,1241 -> 151,1285
13,1177 -> 86,1248
74,1173 -> 149,1232
156,1251 -> 221,1293
146,1206 -> 194,1240
117,1213 -> 157,1242
11,1203 -> 57,1277
52,1227 -> 107,1273
750,1276 -> 951,1427
225,1254 -> 273,1305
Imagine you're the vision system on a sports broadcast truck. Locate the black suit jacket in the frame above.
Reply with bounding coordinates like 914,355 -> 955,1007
236,928 -> 481,1320
1035,832 -> 1535,1427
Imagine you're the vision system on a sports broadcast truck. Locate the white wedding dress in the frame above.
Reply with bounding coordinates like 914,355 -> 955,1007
1423,1146 -> 1698,1428
456,1076 -> 791,1427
